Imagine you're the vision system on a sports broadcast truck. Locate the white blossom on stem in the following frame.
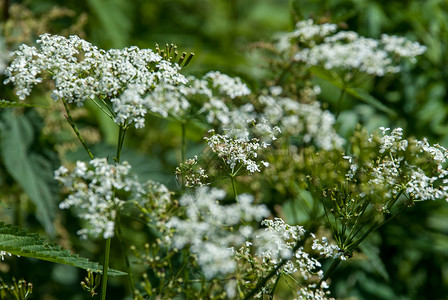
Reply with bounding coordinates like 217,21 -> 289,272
54,158 -> 143,239
204,128 -> 270,175
166,187 -> 269,279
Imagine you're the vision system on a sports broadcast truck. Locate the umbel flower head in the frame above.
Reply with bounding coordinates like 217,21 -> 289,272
279,19 -> 426,77
54,158 -> 143,239
204,128 -> 272,175
4,34 -> 187,128
258,92 -> 344,150
233,218 -> 341,299
167,186 -> 270,279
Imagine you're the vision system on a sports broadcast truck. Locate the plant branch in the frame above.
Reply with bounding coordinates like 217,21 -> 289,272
100,238 -> 111,300
62,98 -> 94,160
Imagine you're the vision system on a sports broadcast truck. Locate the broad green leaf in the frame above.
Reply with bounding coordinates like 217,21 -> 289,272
0,222 -> 125,276
0,100 -> 48,109
0,110 -> 56,235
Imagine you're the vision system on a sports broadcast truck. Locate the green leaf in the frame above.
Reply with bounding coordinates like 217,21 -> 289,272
0,100 -> 48,109
0,222 -> 125,276
0,110 -> 56,235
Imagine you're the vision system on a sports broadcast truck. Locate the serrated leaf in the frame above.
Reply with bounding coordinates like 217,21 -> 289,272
0,110 -> 56,235
0,222 -> 125,276
0,100 -> 48,109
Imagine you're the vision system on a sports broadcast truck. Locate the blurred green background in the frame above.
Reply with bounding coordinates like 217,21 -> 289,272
1,0 -> 448,299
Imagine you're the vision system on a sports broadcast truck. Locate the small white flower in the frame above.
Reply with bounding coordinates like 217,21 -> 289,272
55,158 -> 143,239
289,20 -> 425,77
204,129 -> 271,175
166,187 -> 269,279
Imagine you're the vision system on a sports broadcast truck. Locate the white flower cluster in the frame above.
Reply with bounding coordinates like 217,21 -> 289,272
296,285 -> 334,300
143,71 -> 250,122
4,34 -> 187,128
203,71 -> 251,99
204,101 -> 257,130
145,77 -> 210,120
255,218 -> 306,266
254,218 -> 342,277
166,187 -> 269,279
289,20 -> 426,76
204,128 -> 270,174
381,34 -> 427,63
54,158 -> 143,239
311,236 -> 346,260
175,155 -> 209,187
259,94 -> 344,150
346,127 -> 448,202
375,127 -> 448,201
234,218 -> 340,299
292,19 -> 338,44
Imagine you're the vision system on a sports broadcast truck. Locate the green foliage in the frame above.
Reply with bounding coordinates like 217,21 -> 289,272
0,100 -> 47,109
0,109 -> 58,235
1,0 -> 448,299
0,222 -> 125,276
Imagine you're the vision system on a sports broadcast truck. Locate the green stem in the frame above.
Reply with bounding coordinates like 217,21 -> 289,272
231,176 -> 238,202
335,86 -> 347,120
115,212 -> 135,297
91,98 -> 114,120
100,238 -> 111,300
320,201 -> 411,287
347,203 -> 409,253
62,98 -> 94,160
319,258 -> 341,285
114,125 -> 136,296
269,275 -> 282,298
115,126 -> 127,162
180,121 -> 187,188
101,125 -> 128,299
181,121 -> 187,163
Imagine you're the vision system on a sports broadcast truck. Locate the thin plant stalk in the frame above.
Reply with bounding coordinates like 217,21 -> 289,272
61,99 -> 116,298
100,238 -> 111,300
62,98 -> 94,160
180,121 -> 187,188
181,121 -> 187,163
115,212 -> 136,297
113,125 -> 136,298
320,200 -> 411,286
100,125 -> 130,299
231,175 -> 238,202
335,86 -> 346,120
